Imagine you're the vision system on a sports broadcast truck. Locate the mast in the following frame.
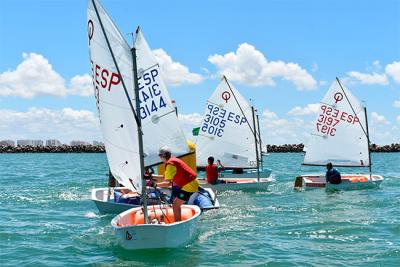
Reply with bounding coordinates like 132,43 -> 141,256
251,106 -> 260,181
364,106 -> 372,178
256,113 -> 263,170
132,29 -> 148,224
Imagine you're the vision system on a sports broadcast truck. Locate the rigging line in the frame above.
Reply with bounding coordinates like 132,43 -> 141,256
91,0 -> 143,135
145,151 -> 195,168
136,63 -> 160,76
223,76 -> 260,145
336,77 -> 368,138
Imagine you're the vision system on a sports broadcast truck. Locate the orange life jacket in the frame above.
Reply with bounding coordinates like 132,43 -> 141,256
206,164 -> 218,184
165,157 -> 197,188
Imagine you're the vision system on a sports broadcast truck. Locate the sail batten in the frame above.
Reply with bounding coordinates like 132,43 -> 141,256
303,79 -> 369,167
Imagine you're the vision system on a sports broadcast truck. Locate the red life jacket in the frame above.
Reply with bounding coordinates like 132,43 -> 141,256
165,157 -> 197,188
205,164 -> 218,184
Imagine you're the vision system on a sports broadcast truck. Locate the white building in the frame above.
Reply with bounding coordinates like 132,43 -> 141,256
0,140 -> 15,146
70,140 -> 90,146
46,139 -> 61,147
17,140 -> 43,147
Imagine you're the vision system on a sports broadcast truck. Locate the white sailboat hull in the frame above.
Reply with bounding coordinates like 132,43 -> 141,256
295,174 -> 384,190
111,205 -> 201,250
91,187 -> 219,214
199,177 -> 273,191
218,168 -> 272,179
91,187 -> 140,214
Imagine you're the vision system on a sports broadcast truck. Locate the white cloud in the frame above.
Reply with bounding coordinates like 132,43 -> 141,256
0,107 -> 100,143
287,103 -> 319,116
177,113 -> 203,139
371,112 -> 389,126
397,115 -> 400,123
394,100 -> 400,108
262,109 -> 279,120
259,109 -> 311,144
0,53 -> 67,98
208,43 -> 317,90
346,71 -> 389,85
153,49 -> 204,86
0,52 -> 94,98
385,61 -> 400,84
69,74 -> 93,96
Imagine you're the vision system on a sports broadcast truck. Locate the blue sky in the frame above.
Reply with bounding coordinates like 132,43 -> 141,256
0,0 -> 399,144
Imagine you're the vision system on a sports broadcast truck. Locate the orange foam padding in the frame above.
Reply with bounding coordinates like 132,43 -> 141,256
128,207 -> 196,225
344,176 -> 368,183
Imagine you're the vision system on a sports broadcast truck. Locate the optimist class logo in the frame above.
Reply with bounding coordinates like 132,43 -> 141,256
222,91 -> 231,103
88,19 -> 94,45
334,92 -> 343,104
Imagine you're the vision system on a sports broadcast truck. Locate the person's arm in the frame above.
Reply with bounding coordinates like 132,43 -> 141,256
217,160 -> 224,169
152,174 -> 165,182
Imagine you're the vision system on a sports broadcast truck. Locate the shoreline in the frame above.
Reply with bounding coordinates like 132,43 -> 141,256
0,143 -> 399,153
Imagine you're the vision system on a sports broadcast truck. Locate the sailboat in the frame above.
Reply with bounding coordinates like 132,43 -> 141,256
88,0 -> 201,249
89,11 -> 219,213
294,77 -> 384,190
196,76 -> 273,191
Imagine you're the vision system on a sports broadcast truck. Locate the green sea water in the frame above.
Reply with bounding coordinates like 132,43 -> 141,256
0,153 -> 399,266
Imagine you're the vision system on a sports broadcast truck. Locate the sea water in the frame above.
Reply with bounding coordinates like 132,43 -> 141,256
0,153 -> 399,266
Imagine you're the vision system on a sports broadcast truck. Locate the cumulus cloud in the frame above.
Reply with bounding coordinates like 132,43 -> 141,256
69,74 -> 93,96
346,71 -> 389,85
0,53 -> 94,98
287,103 -> 319,116
0,107 -> 100,143
208,43 -> 317,90
385,61 -> 400,84
177,113 -> 203,139
259,109 -> 312,144
0,53 -> 67,98
394,100 -> 400,108
153,49 -> 204,86
371,112 -> 389,126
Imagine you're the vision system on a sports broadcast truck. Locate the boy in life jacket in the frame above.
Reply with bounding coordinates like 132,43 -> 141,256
153,146 -> 199,222
206,156 -> 226,185
326,162 -> 342,184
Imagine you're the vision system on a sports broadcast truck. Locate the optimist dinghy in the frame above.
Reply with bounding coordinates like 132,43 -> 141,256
111,205 -> 201,250
294,78 -> 384,190
89,6 -> 219,212
195,76 -> 272,190
88,0 -> 200,249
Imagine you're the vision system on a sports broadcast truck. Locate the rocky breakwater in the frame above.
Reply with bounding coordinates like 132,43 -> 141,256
266,143 -> 400,153
0,145 -> 106,153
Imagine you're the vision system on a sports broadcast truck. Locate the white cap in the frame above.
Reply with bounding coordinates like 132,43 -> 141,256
158,146 -> 171,158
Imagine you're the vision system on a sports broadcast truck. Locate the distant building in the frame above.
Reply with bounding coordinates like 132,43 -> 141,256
46,139 -> 61,147
70,140 -> 90,146
17,140 -> 43,147
93,141 -> 104,146
0,140 -> 15,146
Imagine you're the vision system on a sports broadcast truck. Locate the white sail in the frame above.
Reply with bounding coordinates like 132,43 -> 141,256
196,76 -> 257,168
303,79 -> 369,166
87,0 -> 142,191
135,29 -> 190,166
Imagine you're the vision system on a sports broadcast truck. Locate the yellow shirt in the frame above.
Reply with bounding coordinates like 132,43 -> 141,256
164,164 -> 199,193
